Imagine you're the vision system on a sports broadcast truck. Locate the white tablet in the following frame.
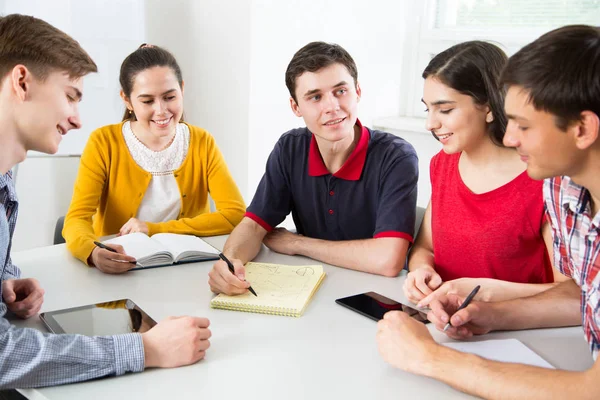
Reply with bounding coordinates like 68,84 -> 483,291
39,299 -> 157,335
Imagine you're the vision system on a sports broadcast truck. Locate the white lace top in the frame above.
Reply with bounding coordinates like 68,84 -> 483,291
122,121 -> 190,223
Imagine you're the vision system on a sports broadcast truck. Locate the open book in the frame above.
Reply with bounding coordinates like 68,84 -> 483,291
210,262 -> 326,317
103,232 -> 219,269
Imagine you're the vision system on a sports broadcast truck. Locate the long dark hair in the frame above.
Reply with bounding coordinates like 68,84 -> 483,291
119,44 -> 184,121
423,41 -> 508,146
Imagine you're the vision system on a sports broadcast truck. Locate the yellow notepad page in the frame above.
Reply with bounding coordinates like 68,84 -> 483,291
210,262 -> 326,317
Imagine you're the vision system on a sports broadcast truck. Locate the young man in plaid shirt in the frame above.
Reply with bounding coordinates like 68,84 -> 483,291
377,24 -> 600,399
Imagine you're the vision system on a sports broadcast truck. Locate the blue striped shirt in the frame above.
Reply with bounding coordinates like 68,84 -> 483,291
0,172 -> 145,389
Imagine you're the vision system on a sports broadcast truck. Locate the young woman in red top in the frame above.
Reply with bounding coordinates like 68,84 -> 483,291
404,41 -> 569,307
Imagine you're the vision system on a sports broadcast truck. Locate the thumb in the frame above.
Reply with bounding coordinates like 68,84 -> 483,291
110,244 -> 128,255
428,273 -> 443,290
233,263 -> 246,280
2,280 -> 16,303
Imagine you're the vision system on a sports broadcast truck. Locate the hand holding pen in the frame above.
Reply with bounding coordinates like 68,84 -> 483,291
443,285 -> 480,331
218,253 -> 258,297
91,241 -> 137,274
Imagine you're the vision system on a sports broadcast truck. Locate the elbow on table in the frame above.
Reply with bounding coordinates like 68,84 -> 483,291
377,256 -> 405,277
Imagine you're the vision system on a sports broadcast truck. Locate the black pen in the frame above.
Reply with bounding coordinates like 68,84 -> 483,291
93,241 -> 136,264
443,285 -> 480,331
94,241 -> 118,253
219,253 -> 257,297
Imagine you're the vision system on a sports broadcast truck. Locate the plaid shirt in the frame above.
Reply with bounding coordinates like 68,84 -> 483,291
544,176 -> 600,360
0,172 -> 145,389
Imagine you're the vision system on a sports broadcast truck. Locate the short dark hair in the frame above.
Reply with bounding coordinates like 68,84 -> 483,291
119,44 -> 184,121
0,14 -> 97,82
423,41 -> 508,147
285,41 -> 358,103
502,25 -> 600,131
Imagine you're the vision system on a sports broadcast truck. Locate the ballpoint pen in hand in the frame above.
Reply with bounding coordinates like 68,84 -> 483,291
93,241 -> 137,264
218,253 -> 258,297
443,285 -> 480,331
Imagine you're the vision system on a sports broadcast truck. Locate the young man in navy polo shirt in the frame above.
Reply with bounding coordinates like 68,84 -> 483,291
209,41 -> 418,295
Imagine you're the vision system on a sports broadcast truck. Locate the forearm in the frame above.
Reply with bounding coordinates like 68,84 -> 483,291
427,345 -> 596,400
0,314 -> 144,389
407,246 -> 435,272
146,208 -> 244,237
222,218 -> 267,264
484,279 -> 559,302
488,279 -> 581,331
62,216 -> 97,265
2,258 -> 20,280
295,237 -> 408,277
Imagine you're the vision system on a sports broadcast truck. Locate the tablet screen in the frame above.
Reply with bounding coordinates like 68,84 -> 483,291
336,291 -> 429,323
40,299 -> 157,335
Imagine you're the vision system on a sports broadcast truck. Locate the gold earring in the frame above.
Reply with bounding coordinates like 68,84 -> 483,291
128,109 -> 133,115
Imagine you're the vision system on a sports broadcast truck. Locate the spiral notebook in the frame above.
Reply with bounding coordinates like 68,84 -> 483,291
210,262 -> 326,317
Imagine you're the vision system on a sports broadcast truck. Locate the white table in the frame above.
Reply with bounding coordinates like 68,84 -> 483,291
11,236 -> 593,400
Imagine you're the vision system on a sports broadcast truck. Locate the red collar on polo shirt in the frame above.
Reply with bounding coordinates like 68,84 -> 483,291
307,119 -> 369,181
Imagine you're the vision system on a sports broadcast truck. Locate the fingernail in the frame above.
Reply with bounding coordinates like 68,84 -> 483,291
237,274 -> 245,281
453,317 -> 462,325
442,315 -> 448,322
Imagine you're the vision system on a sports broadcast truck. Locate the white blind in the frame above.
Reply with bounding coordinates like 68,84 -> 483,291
435,0 -> 600,29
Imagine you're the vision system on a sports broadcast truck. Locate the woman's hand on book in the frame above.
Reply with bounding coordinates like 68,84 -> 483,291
89,244 -> 136,274
118,217 -> 149,236
142,316 -> 211,368
208,258 -> 250,295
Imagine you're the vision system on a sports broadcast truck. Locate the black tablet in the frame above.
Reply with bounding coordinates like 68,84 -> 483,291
336,291 -> 429,323
40,299 -> 157,335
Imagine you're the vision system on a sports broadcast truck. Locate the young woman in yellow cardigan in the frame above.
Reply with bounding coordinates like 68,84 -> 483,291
63,45 -> 245,274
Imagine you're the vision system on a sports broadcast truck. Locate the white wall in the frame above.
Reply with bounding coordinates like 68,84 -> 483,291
144,0 -> 251,201
10,0 -> 438,250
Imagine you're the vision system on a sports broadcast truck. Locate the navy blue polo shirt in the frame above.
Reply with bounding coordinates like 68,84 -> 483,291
246,120 -> 418,242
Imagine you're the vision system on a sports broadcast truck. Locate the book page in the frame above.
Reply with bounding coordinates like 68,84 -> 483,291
104,232 -> 170,262
151,233 -> 218,261
444,339 -> 554,369
213,262 -> 325,313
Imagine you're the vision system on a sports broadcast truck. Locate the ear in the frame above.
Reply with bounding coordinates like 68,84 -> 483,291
356,81 -> 362,102
180,79 -> 185,96
120,89 -> 133,111
486,111 -> 494,123
573,110 -> 600,150
290,97 -> 302,117
11,65 -> 31,102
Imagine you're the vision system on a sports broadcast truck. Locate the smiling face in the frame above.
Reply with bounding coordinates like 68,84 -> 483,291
122,66 -> 184,141
15,69 -> 83,154
503,86 -> 583,180
289,63 -> 361,144
422,76 -> 491,154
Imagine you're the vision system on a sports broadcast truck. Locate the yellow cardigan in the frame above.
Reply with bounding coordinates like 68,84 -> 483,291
63,122 -> 246,264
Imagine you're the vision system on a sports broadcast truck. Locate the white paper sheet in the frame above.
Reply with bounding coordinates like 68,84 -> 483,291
444,338 -> 554,369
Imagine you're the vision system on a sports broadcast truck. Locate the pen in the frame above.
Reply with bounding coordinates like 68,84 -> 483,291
443,285 -> 480,332
219,253 -> 257,297
93,241 -> 137,264
94,241 -> 117,253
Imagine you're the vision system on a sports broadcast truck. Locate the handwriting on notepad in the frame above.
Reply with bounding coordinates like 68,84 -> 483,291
245,263 -> 319,301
